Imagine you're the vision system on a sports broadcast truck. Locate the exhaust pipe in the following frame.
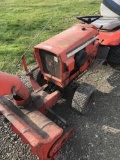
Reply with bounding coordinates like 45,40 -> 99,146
0,71 -> 30,105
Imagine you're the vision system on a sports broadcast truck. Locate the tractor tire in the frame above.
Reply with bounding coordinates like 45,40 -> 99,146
33,68 -> 47,86
72,83 -> 96,114
107,45 -> 120,70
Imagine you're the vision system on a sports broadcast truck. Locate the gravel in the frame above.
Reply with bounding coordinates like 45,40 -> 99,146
0,117 -> 39,160
0,63 -> 120,160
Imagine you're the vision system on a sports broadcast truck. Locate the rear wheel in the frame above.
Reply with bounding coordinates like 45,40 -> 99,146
107,45 -> 120,70
72,83 -> 96,114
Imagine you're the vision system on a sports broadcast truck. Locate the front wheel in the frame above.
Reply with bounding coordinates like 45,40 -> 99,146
72,83 -> 96,114
33,68 -> 47,86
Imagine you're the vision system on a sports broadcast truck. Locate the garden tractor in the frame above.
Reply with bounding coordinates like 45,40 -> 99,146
0,23 -> 99,160
0,0 -> 120,159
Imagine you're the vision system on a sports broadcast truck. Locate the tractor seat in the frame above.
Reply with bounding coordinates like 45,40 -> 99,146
92,0 -> 120,30
92,17 -> 120,30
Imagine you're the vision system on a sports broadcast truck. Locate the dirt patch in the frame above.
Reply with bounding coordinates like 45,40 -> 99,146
0,63 -> 120,160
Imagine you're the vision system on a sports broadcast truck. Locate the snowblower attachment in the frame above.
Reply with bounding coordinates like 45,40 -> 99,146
0,71 -> 74,160
0,23 -> 99,159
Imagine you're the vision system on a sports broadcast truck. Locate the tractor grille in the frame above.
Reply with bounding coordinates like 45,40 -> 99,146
39,50 -> 60,78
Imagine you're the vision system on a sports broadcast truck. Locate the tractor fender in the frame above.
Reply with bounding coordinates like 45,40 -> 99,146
99,30 -> 120,46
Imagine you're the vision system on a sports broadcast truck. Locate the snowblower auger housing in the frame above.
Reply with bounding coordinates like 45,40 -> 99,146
0,71 -> 74,160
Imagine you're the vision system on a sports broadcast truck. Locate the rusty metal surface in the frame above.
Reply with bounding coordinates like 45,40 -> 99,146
0,96 -> 65,159
35,24 -> 98,56
0,97 -> 63,140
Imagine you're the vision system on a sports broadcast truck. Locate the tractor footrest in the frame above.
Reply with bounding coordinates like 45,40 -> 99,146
0,97 -> 63,160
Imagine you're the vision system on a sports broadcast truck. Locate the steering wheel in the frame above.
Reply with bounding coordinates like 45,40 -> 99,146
76,16 -> 102,24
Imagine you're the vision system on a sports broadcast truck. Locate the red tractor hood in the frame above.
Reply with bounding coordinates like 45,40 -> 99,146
34,24 -> 98,56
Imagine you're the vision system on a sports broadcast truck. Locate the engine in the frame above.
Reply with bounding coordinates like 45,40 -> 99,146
34,23 -> 99,88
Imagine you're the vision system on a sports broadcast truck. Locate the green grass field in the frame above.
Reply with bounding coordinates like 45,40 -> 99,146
0,0 -> 101,73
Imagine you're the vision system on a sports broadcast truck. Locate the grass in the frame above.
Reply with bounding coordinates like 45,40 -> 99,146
0,0 -> 101,74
